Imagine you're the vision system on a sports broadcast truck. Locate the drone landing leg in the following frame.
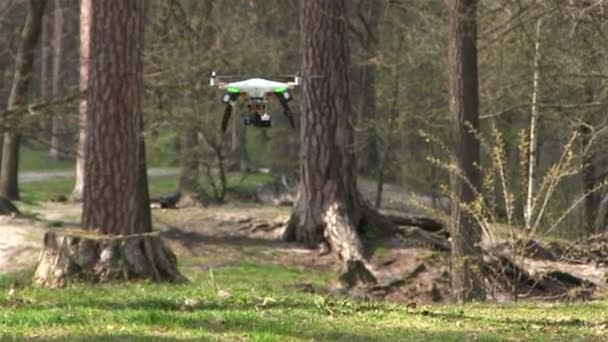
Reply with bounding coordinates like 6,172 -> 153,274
277,95 -> 296,128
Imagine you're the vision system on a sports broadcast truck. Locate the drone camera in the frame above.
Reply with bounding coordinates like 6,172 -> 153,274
222,94 -> 231,103
244,113 -> 271,127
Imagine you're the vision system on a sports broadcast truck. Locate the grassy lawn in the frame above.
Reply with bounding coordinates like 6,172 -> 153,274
18,172 -> 273,206
10,147 -> 608,341
1,264 -> 607,341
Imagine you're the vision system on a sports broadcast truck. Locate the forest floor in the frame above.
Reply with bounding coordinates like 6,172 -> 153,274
3,172 -> 608,340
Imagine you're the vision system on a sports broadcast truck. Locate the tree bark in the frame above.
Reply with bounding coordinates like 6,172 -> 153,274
80,0 -> 146,235
446,0 -> 486,302
284,0 -> 390,288
48,0 -> 71,161
0,0 -> 47,200
69,0 -> 89,202
36,0 -> 183,287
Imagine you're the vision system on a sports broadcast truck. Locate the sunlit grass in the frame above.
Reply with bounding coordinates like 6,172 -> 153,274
1,261 -> 606,341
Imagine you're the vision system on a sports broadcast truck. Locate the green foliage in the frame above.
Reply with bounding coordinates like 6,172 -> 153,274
1,263 -> 607,340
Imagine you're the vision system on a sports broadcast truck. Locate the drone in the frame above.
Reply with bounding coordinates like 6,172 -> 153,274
209,71 -> 301,133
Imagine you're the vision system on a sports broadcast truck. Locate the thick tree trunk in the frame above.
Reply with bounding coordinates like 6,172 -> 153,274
69,0 -> 89,202
48,0 -> 71,161
36,0 -> 183,287
0,0 -> 47,200
80,0 -> 146,235
284,0 -> 390,288
446,0 -> 486,302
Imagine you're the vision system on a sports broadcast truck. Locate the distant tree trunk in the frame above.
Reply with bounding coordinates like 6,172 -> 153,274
177,128 -> 207,207
69,0 -> 89,202
357,0 -> 381,175
284,0 -> 391,288
0,0 -> 47,200
581,124 -> 598,233
229,115 -> 249,172
446,0 -> 486,302
524,18 -> 542,231
40,1 -> 53,139
48,0 -> 71,160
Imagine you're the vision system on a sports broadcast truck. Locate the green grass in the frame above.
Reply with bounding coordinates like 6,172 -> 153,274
1,262 -> 607,341
17,172 -> 273,205
20,147 -> 74,172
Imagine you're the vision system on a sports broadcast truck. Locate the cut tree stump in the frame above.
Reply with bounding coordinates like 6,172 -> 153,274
33,229 -> 186,287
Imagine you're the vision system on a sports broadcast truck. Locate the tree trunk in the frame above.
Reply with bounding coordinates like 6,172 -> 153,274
0,0 -> 47,200
284,0 -> 391,288
69,0 -> 90,202
524,18 -> 542,231
228,116 -> 249,172
36,0 -> 183,287
446,0 -> 486,302
357,0 -> 381,175
48,0 -> 71,161
40,2 -> 53,139
177,128 -> 206,207
80,0 -> 146,235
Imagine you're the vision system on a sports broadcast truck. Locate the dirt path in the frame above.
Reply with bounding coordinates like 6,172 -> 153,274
0,217 -> 46,274
19,167 -> 178,183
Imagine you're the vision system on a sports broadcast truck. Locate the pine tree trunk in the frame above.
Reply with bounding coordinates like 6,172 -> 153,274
48,0 -> 71,161
446,0 -> 486,302
36,0 -> 183,287
69,0 -> 90,202
284,0 -> 391,288
0,0 -> 48,200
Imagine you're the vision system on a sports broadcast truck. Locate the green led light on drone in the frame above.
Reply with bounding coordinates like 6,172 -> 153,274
275,86 -> 287,93
227,87 -> 239,93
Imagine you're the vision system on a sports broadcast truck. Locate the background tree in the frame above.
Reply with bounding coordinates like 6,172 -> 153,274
48,0 -> 72,160
446,0 -> 485,302
0,0 -> 47,200
69,0 -> 86,201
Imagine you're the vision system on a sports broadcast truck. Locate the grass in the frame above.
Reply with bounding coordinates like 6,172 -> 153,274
17,172 -> 273,206
1,263 -> 608,341
20,147 -> 74,172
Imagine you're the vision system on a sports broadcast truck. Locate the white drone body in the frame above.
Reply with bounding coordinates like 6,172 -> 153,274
210,72 -> 301,132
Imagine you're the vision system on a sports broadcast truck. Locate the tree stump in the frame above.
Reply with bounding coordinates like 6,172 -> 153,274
33,229 -> 186,287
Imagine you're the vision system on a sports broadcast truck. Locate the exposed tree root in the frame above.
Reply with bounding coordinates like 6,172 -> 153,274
0,196 -> 19,216
33,229 -> 186,288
